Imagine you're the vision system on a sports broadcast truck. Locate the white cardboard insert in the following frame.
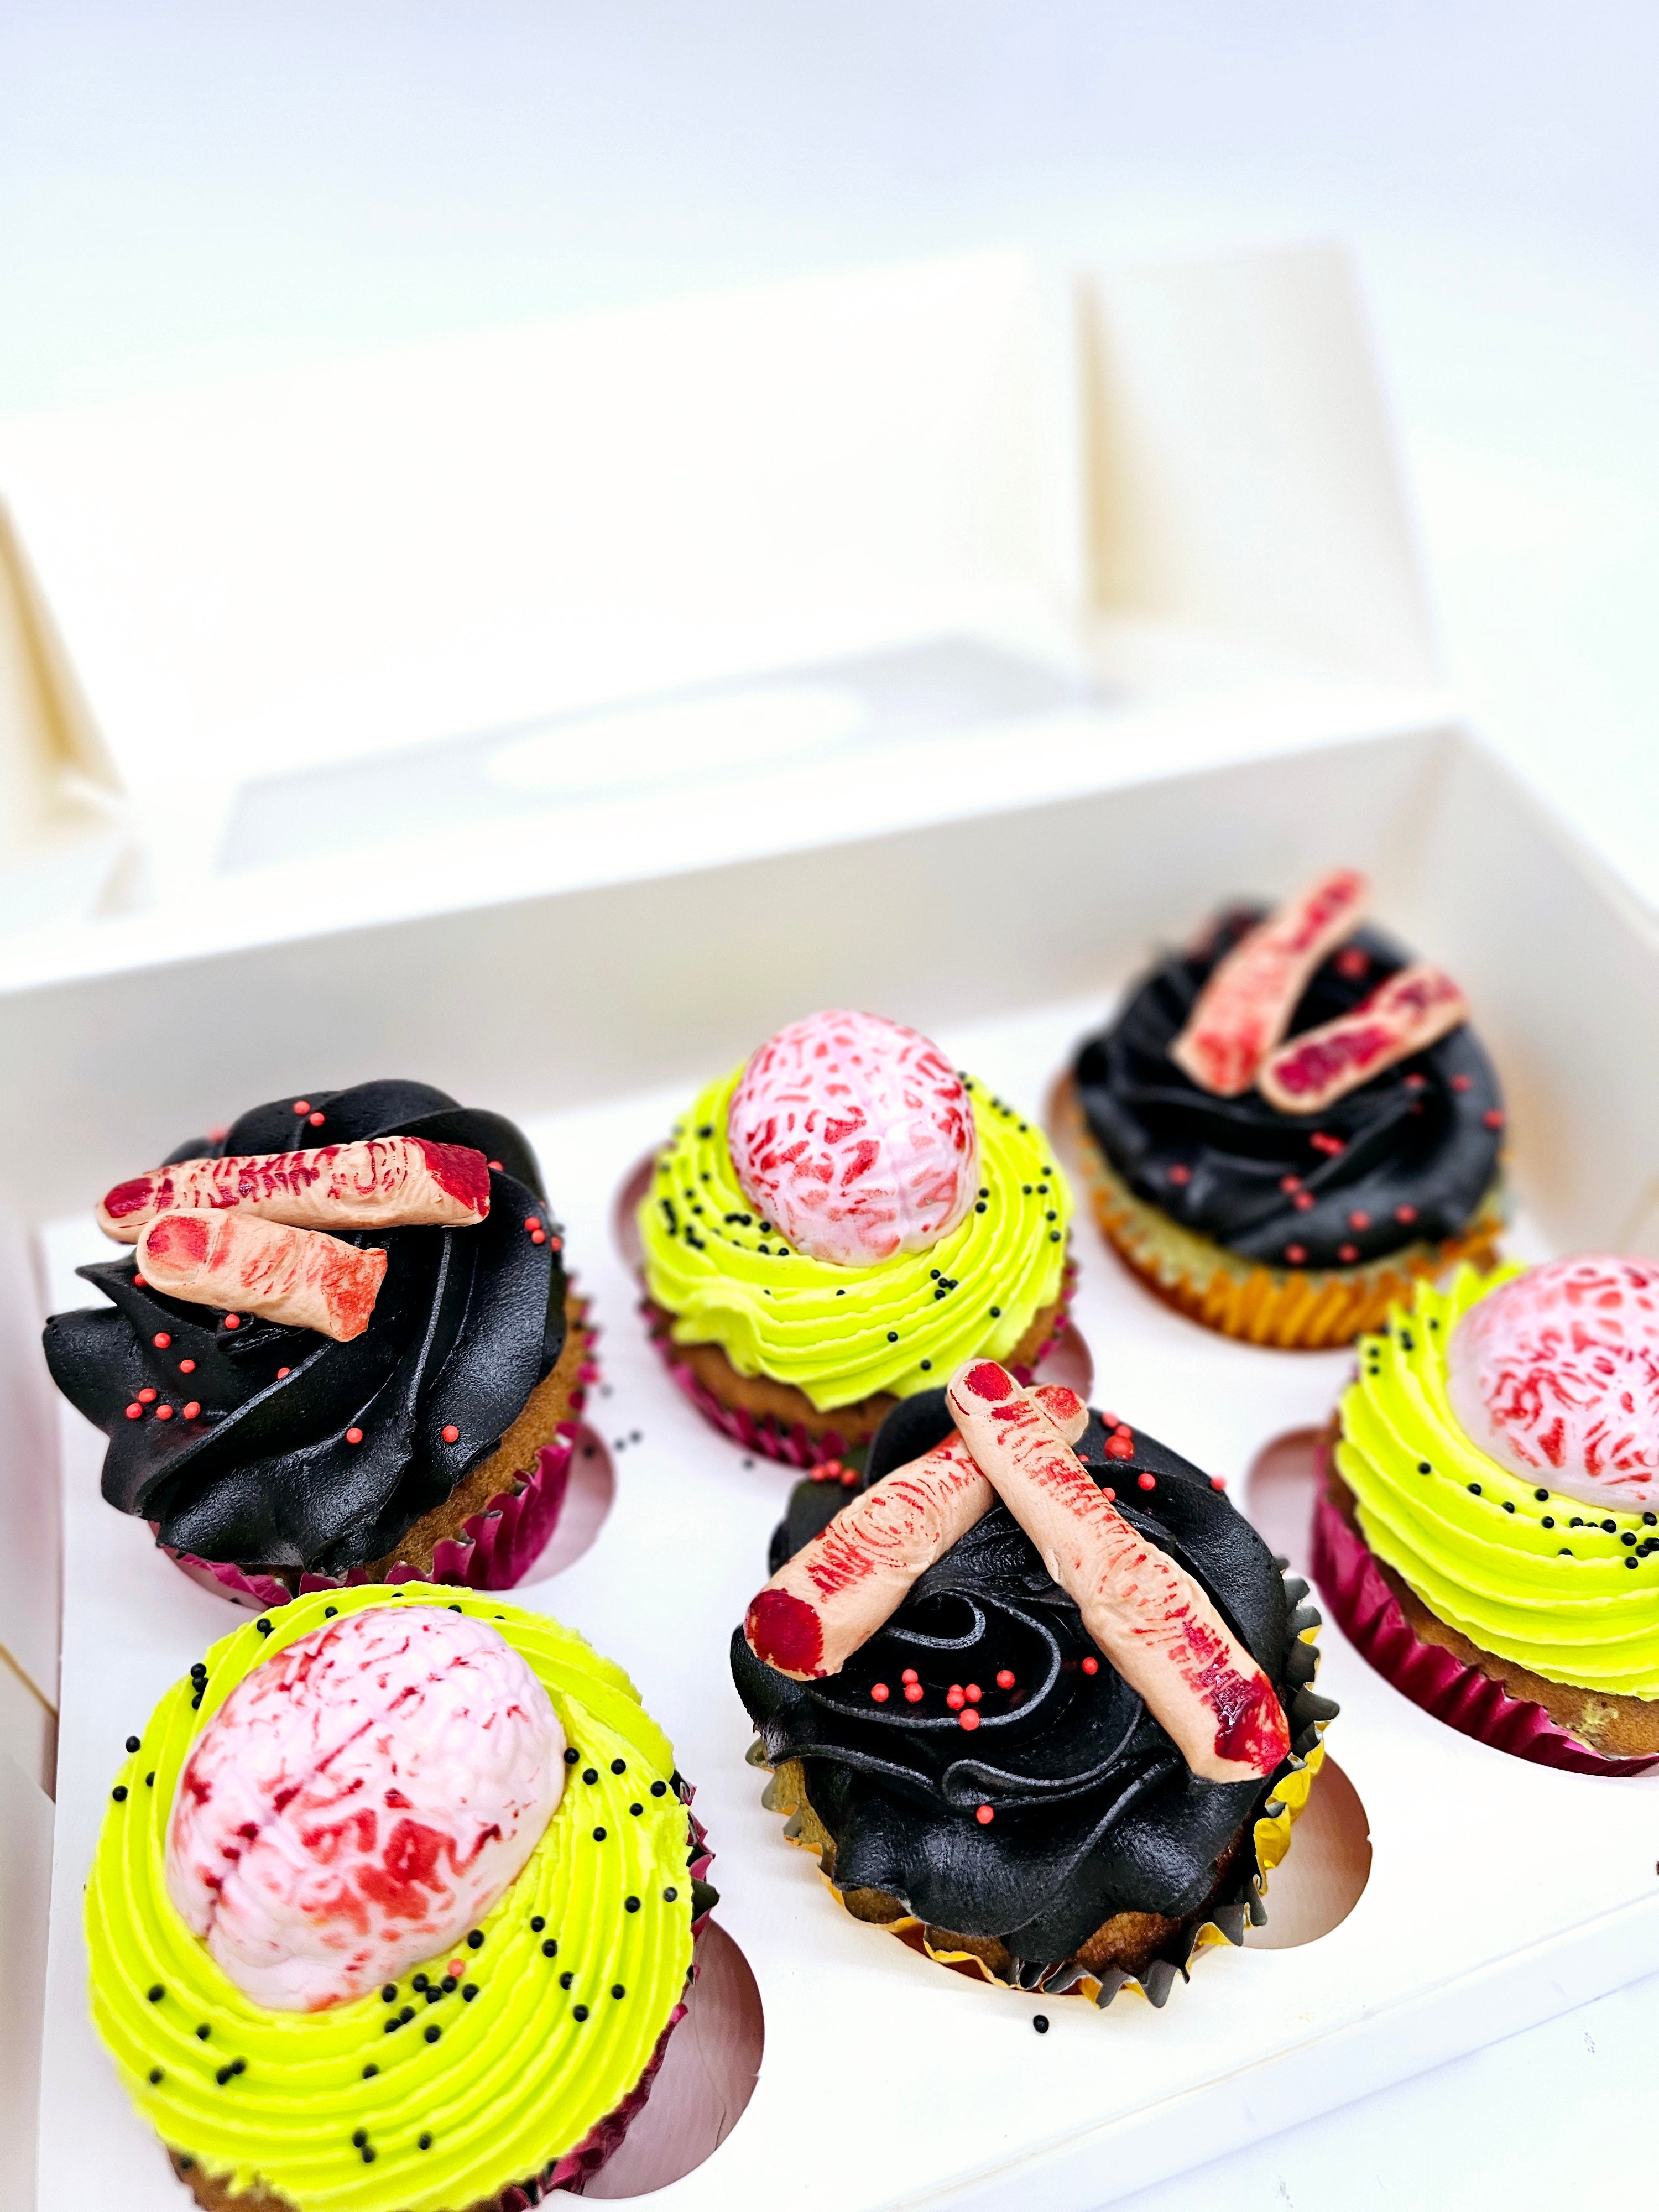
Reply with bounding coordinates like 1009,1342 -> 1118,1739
26,723 -> 1659,2210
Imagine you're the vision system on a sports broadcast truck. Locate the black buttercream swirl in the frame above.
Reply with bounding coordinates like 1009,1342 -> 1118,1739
43,1081 -> 567,1577
1072,907 -> 1505,1269
732,1390 -> 1333,1980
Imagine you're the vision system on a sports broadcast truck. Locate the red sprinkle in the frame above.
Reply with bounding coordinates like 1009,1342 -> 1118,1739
1348,1211 -> 1370,1230
958,1708 -> 980,1731
222,1314 -> 241,1331
1285,1244 -> 1307,1265
1211,1474 -> 1228,1491
524,1216 -> 540,1232
904,1682 -> 924,1703
308,1112 -> 325,1128
1451,1074 -> 1472,1092
965,1683 -> 982,1704
346,1427 -> 364,1445
1336,946 -> 1369,979
1338,1243 -> 1359,1263
155,1405 -> 174,1421
1484,1109 -> 1505,1130
901,1668 -> 919,1684
293,1100 -> 311,1115
441,1424 -> 460,1444
182,1401 -> 201,1420
995,1668 -> 1015,1689
1293,1191 -> 1314,1211
549,1237 -> 563,1252
1280,1175 -> 1301,1194
870,1683 -> 890,1703
1310,1131 -> 1344,1156
1167,1164 -> 1191,1186
1405,1072 -> 1427,1091
946,1686 -> 966,1710
1136,1471 -> 1155,1491
138,1388 -> 157,1404
179,1358 -> 196,1374
840,1467 -> 858,1488
1105,1433 -> 1133,1460
133,1274 -> 147,1287
124,1403 -> 142,1420
975,1804 -> 995,1825
487,1160 -> 504,1171
1395,1204 -> 1417,1225
531,1229 -> 546,1244
1081,1656 -> 1099,1676
276,1366 -> 291,1379
153,1332 -> 171,1349
1102,1487 -> 1116,1502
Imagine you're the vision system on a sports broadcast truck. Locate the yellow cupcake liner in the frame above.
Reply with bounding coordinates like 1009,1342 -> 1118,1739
749,1615 -> 1330,2011
1052,1075 -> 1505,1351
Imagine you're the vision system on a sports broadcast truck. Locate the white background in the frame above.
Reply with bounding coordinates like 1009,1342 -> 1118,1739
4,8 -> 1658,2206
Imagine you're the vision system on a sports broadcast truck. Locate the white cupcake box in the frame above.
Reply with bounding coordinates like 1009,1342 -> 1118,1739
9,721 -> 1659,2212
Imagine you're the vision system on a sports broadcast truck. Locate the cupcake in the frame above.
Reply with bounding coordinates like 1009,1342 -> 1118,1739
1316,1254 -> 1659,1771
44,1080 -> 596,1604
733,1360 -> 1335,2005
638,1010 -> 1074,1464
1060,868 -> 1507,1348
87,1587 -> 713,2207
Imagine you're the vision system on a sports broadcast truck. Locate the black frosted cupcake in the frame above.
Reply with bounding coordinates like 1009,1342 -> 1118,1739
44,1080 -> 595,1604
733,1388 -> 1336,2005
1061,871 -> 1507,1348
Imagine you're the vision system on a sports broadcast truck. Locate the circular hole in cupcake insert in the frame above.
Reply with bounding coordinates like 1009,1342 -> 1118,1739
1244,1755 -> 1372,1949
1242,1426 -> 1326,1579
523,1425 -> 617,1581
582,1921 -> 765,2197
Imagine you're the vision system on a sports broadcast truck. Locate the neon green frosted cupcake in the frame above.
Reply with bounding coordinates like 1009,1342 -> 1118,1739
87,1586 -> 713,2209
637,1010 -> 1075,1465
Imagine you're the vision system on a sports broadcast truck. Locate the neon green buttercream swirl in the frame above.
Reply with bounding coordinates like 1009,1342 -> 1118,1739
86,1586 -> 696,2212
1337,1265 -> 1659,1696
639,1066 -> 1073,1411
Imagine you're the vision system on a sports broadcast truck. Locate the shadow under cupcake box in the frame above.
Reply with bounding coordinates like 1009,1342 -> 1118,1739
20,724 -> 1659,2212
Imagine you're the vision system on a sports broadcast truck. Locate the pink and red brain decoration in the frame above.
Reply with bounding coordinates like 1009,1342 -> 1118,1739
165,1606 -> 564,2011
1447,1255 -> 1659,1511
727,1010 -> 979,1267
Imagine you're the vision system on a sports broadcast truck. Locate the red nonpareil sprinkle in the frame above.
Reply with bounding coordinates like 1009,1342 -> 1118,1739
276,1366 -> 291,1379
958,1708 -> 980,1731
1348,1211 -> 1370,1230
975,1804 -> 994,1825
441,1424 -> 460,1444
531,1229 -> 546,1244
1484,1109 -> 1505,1130
1136,1471 -> 1156,1491
179,1358 -> 196,1374
1280,1175 -> 1301,1194
1211,1474 -> 1228,1491
346,1427 -> 364,1445
1105,1433 -> 1133,1460
524,1216 -> 541,1232
1167,1164 -> 1191,1186
133,1274 -> 147,1288
840,1467 -> 858,1487
549,1237 -> 563,1252
1102,1487 -> 1116,1502
182,1401 -> 201,1420
124,1403 -> 142,1420
995,1668 -> 1015,1689
901,1668 -> 919,1684
870,1683 -> 890,1704
1081,1656 -> 1099,1676
1395,1204 -> 1417,1225
155,1405 -> 174,1421
448,1959 -> 464,1979
308,1112 -> 325,1128
1338,1243 -> 1359,1264
1336,946 -> 1369,979
138,1388 -> 157,1404
153,1332 -> 171,1349
293,1101 -> 311,1116
965,1683 -> 982,1704
1293,1191 -> 1314,1212
488,1160 -> 504,1171
946,1685 -> 966,1710
1405,1072 -> 1427,1091
222,1314 -> 241,1331
1285,1244 -> 1307,1265
904,1682 -> 924,1703
1451,1074 -> 1472,1092
1310,1131 -> 1344,1156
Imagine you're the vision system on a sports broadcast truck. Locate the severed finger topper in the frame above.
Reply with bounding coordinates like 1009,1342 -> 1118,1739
744,1383 -> 1089,1681
137,1211 -> 388,1343
946,1360 -> 1290,1782
97,1135 -> 491,1243
1170,867 -> 1369,1098
1256,962 -> 1469,1115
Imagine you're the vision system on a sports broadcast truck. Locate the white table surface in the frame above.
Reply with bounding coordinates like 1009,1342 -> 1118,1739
5,9 -> 1658,2205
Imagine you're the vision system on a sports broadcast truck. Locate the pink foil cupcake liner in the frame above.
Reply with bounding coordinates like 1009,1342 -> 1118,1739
1311,1483 -> 1659,1777
160,1348 -> 601,1609
645,1259 -> 1081,1469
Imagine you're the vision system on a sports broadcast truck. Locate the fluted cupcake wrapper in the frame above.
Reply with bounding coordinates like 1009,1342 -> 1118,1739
1310,1484 -> 1659,1777
158,1384 -> 598,1610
